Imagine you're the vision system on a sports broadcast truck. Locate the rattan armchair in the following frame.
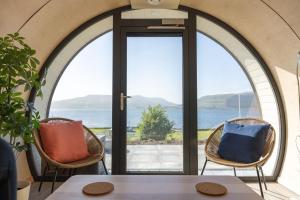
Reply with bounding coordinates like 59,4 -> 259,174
33,118 -> 108,193
200,118 -> 275,198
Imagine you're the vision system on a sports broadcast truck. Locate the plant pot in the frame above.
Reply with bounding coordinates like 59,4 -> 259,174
17,180 -> 31,200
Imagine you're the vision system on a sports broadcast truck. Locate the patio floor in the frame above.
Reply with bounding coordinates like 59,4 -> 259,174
104,144 -> 257,176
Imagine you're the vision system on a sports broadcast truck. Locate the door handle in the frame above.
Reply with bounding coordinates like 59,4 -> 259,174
120,92 -> 131,111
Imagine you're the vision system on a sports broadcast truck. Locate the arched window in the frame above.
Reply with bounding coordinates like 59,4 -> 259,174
30,8 -> 283,180
49,31 -> 113,171
196,16 -> 281,176
32,16 -> 113,174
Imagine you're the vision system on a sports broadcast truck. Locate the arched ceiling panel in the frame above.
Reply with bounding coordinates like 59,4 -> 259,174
0,0 -> 129,64
263,0 -> 300,36
0,0 -> 49,34
0,0 -> 299,74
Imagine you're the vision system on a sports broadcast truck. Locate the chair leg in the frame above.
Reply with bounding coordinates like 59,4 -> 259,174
38,163 -> 49,192
68,168 -> 72,177
68,168 -> 77,177
73,168 -> 77,175
255,166 -> 264,199
102,159 -> 108,175
259,166 -> 267,190
233,167 -> 237,176
201,157 -> 208,175
51,167 -> 58,193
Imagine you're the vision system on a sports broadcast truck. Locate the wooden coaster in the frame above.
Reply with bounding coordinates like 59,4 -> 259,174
82,182 -> 114,196
195,182 -> 227,196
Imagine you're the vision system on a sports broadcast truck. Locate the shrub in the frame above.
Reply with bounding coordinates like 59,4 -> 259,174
137,105 -> 174,141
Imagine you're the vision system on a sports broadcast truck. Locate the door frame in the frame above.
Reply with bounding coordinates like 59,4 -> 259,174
111,11 -> 198,175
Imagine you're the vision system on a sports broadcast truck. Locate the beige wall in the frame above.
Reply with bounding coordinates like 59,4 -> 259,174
1,0 -> 300,194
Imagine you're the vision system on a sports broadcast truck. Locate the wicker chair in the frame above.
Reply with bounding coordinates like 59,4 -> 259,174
33,118 -> 108,193
200,118 -> 275,198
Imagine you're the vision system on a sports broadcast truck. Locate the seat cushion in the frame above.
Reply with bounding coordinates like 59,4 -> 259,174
39,121 -> 89,163
217,121 -> 270,163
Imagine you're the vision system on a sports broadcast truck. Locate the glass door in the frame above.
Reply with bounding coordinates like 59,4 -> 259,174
126,35 -> 183,172
117,28 -> 189,174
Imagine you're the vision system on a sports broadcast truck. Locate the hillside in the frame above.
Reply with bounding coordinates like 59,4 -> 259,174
51,92 -> 257,110
198,92 -> 258,109
51,94 -> 178,109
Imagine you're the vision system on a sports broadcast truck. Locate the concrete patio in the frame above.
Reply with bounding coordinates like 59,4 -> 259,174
104,144 -> 257,176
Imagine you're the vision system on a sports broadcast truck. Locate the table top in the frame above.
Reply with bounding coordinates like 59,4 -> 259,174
46,175 -> 263,200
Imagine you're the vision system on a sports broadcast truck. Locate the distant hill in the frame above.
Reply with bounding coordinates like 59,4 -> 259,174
197,92 -> 258,109
51,92 -> 258,110
51,95 -> 178,110
128,95 -> 178,108
51,95 -> 111,109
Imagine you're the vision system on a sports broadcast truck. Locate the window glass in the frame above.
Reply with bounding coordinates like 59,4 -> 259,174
197,32 -> 261,176
49,31 -> 113,173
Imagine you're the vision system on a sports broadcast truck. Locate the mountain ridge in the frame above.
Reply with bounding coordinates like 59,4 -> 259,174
51,92 -> 258,109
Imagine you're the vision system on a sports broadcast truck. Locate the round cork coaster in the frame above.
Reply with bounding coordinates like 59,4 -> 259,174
82,182 -> 114,196
195,182 -> 227,196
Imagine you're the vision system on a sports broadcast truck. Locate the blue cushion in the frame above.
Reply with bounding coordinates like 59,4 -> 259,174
217,121 -> 270,163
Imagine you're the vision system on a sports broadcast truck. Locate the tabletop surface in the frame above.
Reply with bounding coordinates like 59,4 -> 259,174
46,175 -> 263,200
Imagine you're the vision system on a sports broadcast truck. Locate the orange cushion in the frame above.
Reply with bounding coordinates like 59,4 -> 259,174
39,121 -> 89,163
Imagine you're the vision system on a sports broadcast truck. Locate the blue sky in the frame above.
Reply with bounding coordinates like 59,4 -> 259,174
127,36 -> 182,104
197,32 -> 252,98
52,31 -> 252,104
52,32 -> 113,101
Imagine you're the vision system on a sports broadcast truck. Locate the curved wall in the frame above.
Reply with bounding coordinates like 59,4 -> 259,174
0,0 -> 299,193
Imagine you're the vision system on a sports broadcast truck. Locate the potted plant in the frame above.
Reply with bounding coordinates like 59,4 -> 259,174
0,32 -> 44,200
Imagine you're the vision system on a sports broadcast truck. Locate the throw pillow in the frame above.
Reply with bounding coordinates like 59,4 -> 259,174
217,121 -> 270,163
39,121 -> 89,163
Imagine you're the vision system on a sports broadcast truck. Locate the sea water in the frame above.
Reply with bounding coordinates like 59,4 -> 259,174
49,107 -> 260,129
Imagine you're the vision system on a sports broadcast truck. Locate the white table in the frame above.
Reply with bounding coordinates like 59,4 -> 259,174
46,175 -> 263,200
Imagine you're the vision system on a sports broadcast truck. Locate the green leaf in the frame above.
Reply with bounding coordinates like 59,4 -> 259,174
31,57 -> 40,65
0,32 -> 43,152
29,58 -> 36,68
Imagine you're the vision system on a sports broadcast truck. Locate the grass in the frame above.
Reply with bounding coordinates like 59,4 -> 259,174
90,127 -> 111,135
198,129 -> 213,140
90,127 -> 213,143
165,129 -> 212,143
